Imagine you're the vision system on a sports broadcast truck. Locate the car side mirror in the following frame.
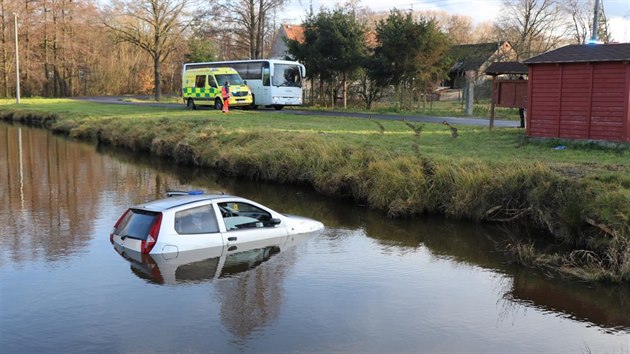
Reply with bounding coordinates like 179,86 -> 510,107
269,218 -> 281,226
243,80 -> 247,85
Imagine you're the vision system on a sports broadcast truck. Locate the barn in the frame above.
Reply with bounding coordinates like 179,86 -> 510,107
523,43 -> 630,142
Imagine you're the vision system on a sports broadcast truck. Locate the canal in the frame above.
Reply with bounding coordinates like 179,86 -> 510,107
1,122 -> 628,353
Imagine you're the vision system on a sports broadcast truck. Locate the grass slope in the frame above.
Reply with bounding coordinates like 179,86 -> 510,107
2,98 -> 629,282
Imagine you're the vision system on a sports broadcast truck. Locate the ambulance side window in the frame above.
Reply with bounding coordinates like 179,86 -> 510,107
209,76 -> 218,88
195,75 -> 206,88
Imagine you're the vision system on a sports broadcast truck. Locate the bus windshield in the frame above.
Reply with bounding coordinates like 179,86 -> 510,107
215,74 -> 244,86
272,64 -> 302,88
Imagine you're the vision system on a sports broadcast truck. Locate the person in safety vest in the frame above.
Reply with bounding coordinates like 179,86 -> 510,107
221,81 -> 230,113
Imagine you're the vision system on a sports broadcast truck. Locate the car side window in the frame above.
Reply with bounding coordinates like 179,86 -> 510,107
175,205 -> 220,234
218,202 -> 272,231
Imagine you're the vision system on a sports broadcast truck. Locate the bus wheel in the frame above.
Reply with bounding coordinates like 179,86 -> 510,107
214,98 -> 223,111
248,95 -> 258,110
186,98 -> 196,110
273,105 -> 284,111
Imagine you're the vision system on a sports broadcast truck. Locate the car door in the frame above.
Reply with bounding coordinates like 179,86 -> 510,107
171,204 -> 226,253
216,201 -> 289,254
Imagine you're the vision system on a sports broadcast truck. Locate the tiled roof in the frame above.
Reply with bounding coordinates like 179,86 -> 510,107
485,61 -> 528,75
280,24 -> 377,48
449,42 -> 513,72
282,24 -> 304,43
523,43 -> 630,64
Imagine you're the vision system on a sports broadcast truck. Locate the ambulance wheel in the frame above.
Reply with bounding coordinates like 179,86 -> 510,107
214,98 -> 223,111
249,95 -> 258,110
186,98 -> 196,110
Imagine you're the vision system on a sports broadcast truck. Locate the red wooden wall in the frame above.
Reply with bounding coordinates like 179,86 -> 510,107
526,62 -> 630,142
493,80 -> 528,108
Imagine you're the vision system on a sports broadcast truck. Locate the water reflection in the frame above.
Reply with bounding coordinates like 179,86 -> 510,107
1,122 -> 629,344
113,230 -> 313,340
506,270 -> 630,332
1,124 -> 101,263
114,232 -> 311,286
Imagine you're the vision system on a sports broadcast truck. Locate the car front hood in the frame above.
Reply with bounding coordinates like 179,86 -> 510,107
283,214 -> 324,234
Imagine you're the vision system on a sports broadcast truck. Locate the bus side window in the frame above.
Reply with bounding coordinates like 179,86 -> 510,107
262,67 -> 270,87
195,75 -> 206,88
246,62 -> 263,80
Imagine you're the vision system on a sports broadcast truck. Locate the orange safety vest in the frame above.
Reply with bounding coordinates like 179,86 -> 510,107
221,86 -> 229,99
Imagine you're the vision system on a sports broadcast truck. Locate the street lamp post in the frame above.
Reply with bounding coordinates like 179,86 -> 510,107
590,0 -> 601,43
14,13 -> 20,104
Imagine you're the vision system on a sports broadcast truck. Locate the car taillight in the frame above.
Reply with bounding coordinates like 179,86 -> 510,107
141,212 -> 162,254
110,209 -> 131,243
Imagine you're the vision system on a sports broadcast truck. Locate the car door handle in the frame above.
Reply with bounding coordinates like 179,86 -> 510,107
227,237 -> 237,241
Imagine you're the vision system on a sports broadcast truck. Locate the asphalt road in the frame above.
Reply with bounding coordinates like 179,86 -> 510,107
75,96 -> 521,128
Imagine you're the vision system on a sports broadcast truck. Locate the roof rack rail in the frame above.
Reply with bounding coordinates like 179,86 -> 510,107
166,190 -> 205,197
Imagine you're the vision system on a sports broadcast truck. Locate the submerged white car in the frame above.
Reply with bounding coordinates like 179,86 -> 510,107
110,191 -> 324,255
113,231 -> 316,285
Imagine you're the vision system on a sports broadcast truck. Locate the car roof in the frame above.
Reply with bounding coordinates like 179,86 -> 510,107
133,194 -> 234,212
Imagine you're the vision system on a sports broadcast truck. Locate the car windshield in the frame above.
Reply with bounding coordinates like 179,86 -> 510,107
115,209 -> 159,240
215,74 -> 244,86
272,64 -> 302,88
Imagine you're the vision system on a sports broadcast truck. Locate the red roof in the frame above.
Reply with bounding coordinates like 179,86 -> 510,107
282,24 -> 304,44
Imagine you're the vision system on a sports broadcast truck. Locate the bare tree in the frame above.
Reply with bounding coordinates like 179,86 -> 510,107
214,0 -> 285,59
103,0 -> 190,100
1,0 -> 8,97
472,21 -> 500,43
496,0 -> 570,60
563,0 -> 611,43
443,15 -> 474,45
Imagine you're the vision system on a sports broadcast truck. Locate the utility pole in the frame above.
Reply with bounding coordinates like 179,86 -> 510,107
590,0 -> 601,43
14,13 -> 20,104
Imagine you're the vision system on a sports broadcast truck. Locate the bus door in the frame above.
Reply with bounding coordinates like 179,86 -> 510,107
262,63 -> 271,105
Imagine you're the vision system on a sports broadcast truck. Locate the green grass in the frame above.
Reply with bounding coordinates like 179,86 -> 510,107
2,98 -> 629,282
296,99 -> 522,120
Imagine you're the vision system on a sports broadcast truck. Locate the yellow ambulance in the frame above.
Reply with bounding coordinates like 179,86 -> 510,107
182,67 -> 253,110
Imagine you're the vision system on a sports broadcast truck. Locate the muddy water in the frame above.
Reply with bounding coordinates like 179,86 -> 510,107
1,122 -> 628,353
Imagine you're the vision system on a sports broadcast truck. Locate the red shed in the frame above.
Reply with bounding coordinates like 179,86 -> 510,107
523,43 -> 630,142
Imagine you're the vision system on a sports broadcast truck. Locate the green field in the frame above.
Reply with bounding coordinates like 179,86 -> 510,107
297,99 -> 523,120
2,98 -> 629,282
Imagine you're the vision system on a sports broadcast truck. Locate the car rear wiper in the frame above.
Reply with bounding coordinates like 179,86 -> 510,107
120,234 -> 141,241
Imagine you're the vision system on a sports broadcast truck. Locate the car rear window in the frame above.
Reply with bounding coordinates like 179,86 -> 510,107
115,209 -> 159,241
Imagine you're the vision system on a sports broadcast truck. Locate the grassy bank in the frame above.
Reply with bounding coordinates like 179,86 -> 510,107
2,98 -> 629,282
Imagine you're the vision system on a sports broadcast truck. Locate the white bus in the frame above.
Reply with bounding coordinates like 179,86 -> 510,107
182,59 -> 306,110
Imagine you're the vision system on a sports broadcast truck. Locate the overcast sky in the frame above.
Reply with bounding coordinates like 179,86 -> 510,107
279,0 -> 630,42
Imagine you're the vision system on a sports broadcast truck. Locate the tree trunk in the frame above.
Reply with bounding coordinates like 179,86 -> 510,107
343,72 -> 347,109
249,0 -> 255,59
153,54 -> 161,101
44,0 -> 50,97
1,1 -> 8,97
24,0 -> 31,96
256,0 -> 264,59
